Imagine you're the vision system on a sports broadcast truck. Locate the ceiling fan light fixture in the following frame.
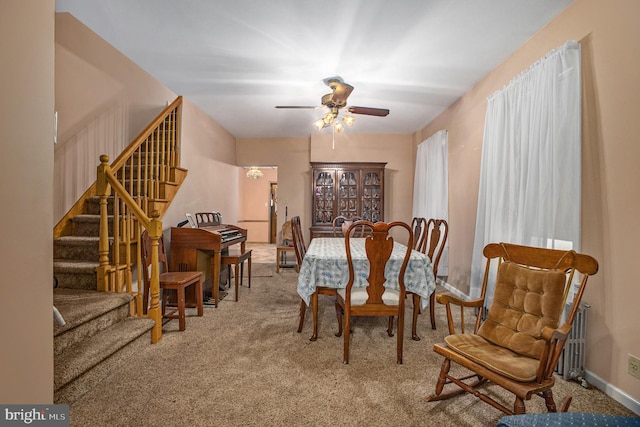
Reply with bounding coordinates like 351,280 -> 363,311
334,121 -> 344,133
313,118 -> 325,131
343,115 -> 355,126
323,112 -> 335,124
246,166 -> 264,179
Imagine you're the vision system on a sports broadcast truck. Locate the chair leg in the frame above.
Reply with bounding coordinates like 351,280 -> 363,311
429,290 -> 436,330
297,299 -> 306,333
343,312 -> 350,364
234,263 -> 240,302
514,397 -> 526,415
334,301 -> 343,337
247,256 -> 251,288
542,389 -> 560,412
397,309 -> 404,364
387,316 -> 394,337
412,294 -> 421,340
177,287 -> 186,331
310,292 -> 319,341
436,358 -> 451,394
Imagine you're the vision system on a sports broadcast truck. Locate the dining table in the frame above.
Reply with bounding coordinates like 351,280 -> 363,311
297,237 -> 436,337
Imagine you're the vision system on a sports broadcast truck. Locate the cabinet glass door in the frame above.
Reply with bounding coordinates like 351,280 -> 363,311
313,170 -> 335,224
337,170 -> 359,218
362,171 -> 382,222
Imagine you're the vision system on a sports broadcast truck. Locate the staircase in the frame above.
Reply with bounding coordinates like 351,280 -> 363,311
53,195 -> 155,404
52,96 -> 186,404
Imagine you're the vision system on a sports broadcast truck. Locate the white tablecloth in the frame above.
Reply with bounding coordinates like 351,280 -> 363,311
297,237 -> 436,309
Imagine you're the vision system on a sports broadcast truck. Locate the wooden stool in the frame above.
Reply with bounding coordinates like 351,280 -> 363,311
221,249 -> 252,301
159,272 -> 204,331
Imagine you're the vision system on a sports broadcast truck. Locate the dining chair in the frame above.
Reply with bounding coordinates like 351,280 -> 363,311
334,220 -> 413,364
332,215 -> 366,237
424,242 -> 598,415
140,230 -> 204,331
292,215 -> 338,341
410,217 -> 428,251
408,218 -> 448,339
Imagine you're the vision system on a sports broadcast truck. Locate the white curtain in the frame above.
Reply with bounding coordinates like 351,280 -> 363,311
412,130 -> 449,276
470,40 -> 582,302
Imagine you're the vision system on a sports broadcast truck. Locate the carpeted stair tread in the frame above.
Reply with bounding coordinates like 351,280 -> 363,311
54,289 -> 133,336
54,316 -> 155,392
53,260 -> 100,270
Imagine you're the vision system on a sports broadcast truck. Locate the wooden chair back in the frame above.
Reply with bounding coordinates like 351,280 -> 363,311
423,219 -> 448,277
336,220 -> 413,364
290,216 -> 306,266
410,217 -> 427,251
332,215 -> 365,237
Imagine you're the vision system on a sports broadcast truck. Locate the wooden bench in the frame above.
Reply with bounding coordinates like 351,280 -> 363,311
221,249 -> 252,301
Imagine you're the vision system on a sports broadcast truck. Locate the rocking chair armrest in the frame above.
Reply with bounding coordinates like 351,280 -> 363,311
437,295 -> 486,335
540,323 -> 571,342
436,294 -> 484,308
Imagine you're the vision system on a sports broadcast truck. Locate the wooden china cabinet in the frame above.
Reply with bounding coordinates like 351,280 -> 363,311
309,162 -> 386,239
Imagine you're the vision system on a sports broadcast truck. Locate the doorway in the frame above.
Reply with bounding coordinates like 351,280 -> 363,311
269,182 -> 278,243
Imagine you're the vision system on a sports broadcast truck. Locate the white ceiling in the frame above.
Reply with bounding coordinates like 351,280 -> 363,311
55,0 -> 573,139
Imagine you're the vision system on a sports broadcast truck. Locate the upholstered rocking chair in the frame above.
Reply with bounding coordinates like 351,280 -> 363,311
424,242 -> 598,415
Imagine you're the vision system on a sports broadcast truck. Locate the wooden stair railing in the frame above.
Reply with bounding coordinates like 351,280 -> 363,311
97,158 -> 163,343
56,96 -> 185,344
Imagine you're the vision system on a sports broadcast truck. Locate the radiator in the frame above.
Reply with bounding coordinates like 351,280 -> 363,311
555,303 -> 589,387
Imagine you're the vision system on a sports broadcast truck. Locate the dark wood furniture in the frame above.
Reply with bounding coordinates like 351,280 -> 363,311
410,217 -> 428,251
140,230 -> 204,331
409,218 -> 448,338
331,215 -> 367,237
170,223 -> 247,307
292,215 -> 338,341
424,242 -> 598,415
220,249 -> 252,302
309,162 -> 385,239
334,221 -> 414,364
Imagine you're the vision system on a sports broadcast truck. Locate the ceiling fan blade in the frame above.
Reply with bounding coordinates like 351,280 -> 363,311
330,83 -> 354,105
347,106 -> 390,117
275,106 -> 320,109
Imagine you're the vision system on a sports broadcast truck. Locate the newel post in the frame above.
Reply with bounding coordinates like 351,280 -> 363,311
96,155 -> 112,292
148,210 -> 163,343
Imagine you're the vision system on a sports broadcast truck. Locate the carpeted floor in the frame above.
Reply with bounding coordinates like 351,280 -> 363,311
68,267 -> 637,426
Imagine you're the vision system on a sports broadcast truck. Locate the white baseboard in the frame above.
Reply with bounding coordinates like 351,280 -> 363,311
584,370 -> 640,415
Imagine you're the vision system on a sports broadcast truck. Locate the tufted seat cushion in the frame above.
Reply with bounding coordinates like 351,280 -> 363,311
444,261 -> 567,382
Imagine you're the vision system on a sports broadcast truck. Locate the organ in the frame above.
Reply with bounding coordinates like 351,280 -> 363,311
170,223 -> 247,307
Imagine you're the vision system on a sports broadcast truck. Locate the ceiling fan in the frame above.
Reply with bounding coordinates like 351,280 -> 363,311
275,76 -> 390,131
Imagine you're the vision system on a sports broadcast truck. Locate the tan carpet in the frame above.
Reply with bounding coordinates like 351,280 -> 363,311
68,267 -> 636,426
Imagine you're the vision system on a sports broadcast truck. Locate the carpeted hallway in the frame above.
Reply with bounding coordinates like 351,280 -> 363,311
67,258 -> 636,426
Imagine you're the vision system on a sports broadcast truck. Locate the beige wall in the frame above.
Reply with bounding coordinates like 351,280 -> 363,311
236,137 -> 311,241
55,13 -> 239,240
164,97 -> 239,237
238,168 -> 278,243
420,0 -> 640,405
0,0 -> 55,402
237,133 -> 415,244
